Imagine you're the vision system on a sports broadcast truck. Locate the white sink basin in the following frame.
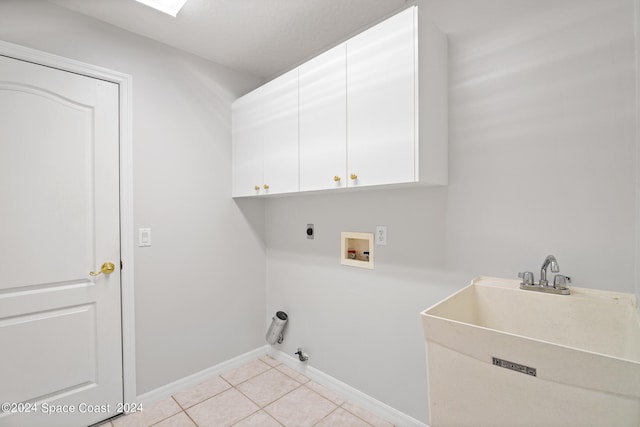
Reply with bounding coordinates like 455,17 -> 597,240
421,276 -> 640,427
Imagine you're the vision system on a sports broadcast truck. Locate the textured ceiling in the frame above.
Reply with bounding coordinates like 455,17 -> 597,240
47,0 -> 599,79
48,0 -> 411,79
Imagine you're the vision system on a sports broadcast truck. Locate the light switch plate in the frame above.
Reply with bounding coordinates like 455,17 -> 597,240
139,228 -> 151,247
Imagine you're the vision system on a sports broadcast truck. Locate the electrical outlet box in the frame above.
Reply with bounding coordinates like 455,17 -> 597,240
341,231 -> 374,269
376,225 -> 387,245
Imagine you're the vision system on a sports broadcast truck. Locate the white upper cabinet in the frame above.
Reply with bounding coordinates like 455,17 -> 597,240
262,69 -> 299,195
231,5 -> 447,197
232,86 -> 264,197
299,44 -> 347,192
232,70 -> 299,197
346,7 -> 416,188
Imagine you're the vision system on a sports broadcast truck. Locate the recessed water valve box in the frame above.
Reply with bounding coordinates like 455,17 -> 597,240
340,231 -> 374,269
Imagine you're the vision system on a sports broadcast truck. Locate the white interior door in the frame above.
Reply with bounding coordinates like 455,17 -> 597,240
0,55 -> 122,426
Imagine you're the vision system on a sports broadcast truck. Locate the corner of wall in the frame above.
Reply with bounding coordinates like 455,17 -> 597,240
635,0 -> 640,313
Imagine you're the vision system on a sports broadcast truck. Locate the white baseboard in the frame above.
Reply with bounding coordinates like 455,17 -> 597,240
136,345 -> 269,406
268,348 -> 428,427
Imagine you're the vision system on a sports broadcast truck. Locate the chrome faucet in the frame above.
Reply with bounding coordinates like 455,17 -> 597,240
518,254 -> 571,295
539,255 -> 559,287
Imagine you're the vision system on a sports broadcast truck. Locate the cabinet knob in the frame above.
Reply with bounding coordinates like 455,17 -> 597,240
350,173 -> 358,180
263,184 -> 270,190
334,176 -> 341,182
254,185 -> 260,191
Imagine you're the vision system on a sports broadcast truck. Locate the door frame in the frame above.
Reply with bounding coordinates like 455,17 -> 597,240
0,40 -> 137,404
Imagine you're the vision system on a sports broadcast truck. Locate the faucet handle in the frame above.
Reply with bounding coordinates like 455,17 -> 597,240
553,274 -> 571,289
518,271 -> 534,286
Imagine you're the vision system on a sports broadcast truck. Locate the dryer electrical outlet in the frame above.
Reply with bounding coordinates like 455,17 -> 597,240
376,226 -> 387,245
306,224 -> 314,239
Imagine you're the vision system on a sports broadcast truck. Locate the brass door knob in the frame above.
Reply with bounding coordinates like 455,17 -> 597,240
334,176 -> 341,182
263,184 -> 270,190
90,262 -> 116,277
254,185 -> 260,191
350,173 -> 358,180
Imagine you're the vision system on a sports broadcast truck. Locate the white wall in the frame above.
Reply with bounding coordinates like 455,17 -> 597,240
2,0 -> 637,422
0,1 -> 266,395
636,0 -> 640,313
266,0 -> 637,423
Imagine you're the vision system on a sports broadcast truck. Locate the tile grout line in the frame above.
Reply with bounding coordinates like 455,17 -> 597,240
297,375 -> 379,426
233,357 -> 377,426
311,405 -> 341,426
283,365 -> 392,426
261,381 -> 305,410
228,401 -> 285,427
145,396 -> 183,427
220,375 -> 234,389
220,359 -> 273,388
172,384 -> 230,412
273,364 -> 310,385
174,390 -> 201,427
173,393 -> 189,411
225,363 -> 273,388
178,365 -> 266,414
232,374 -> 275,407
220,362 -> 283,426
230,361 -> 311,411
226,362 -> 288,427
336,403 -> 378,427
183,409 -> 199,427
302,383 -> 339,406
261,382 -> 313,422
300,383 -> 374,426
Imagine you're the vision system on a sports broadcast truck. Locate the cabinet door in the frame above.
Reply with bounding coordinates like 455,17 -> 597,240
232,88 -> 264,197
262,69 -> 299,195
347,6 -> 416,188
299,44 -> 347,192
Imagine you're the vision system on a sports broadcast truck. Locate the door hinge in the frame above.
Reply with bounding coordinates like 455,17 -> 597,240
120,260 -> 123,270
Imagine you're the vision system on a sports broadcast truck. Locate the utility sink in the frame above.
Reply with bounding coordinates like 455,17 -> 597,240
421,276 -> 640,427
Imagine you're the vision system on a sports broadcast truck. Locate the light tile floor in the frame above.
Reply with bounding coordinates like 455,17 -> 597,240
99,356 -> 394,427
